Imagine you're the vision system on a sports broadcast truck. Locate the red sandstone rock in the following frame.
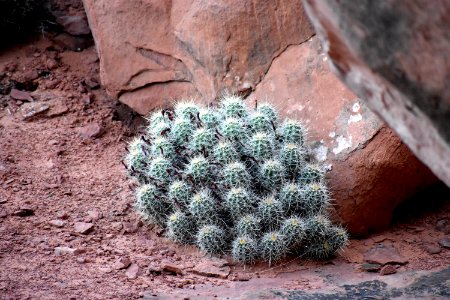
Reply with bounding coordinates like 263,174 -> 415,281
12,206 -> 34,217
379,265 -> 397,276
49,219 -> 66,228
77,123 -> 103,139
56,15 -> 91,36
422,243 -> 441,255
83,0 -> 437,235
125,263 -> 139,279
74,222 -> 94,234
303,0 -> 450,187
192,262 -> 230,279
113,257 -> 131,270
364,245 -> 408,266
160,261 -> 183,275
10,89 -> 33,102
83,0 -> 314,114
248,37 -> 436,235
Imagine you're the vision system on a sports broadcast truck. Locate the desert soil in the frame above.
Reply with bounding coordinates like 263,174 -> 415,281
0,36 -> 449,300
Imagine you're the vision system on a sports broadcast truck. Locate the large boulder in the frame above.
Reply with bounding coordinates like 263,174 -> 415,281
248,37 -> 436,235
82,0 -> 314,114
83,0 -> 437,235
303,0 -> 450,187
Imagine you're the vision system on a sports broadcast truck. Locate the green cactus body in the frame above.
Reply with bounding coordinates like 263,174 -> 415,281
136,184 -> 172,227
148,121 -> 171,138
126,141 -> 148,179
213,141 -> 239,165
327,225 -> 349,253
199,108 -> 220,128
280,119 -> 305,145
303,215 -> 332,241
257,103 -> 278,124
174,101 -> 200,120
220,95 -> 248,119
168,180 -> 192,207
300,183 -> 330,216
298,164 -> 324,184
259,159 -> 284,189
147,156 -> 173,184
281,143 -> 305,176
189,189 -> 220,226
303,225 -> 348,260
147,110 -> 168,129
257,195 -> 284,230
152,137 -> 176,159
186,155 -> 211,184
222,161 -> 250,188
279,183 -> 302,216
128,97 -> 347,264
249,112 -> 272,133
232,236 -> 259,264
236,214 -> 261,238
171,117 -> 196,146
196,225 -> 226,254
248,132 -> 274,161
191,128 -> 216,154
280,216 -> 305,249
225,187 -> 254,220
167,211 -> 196,244
221,117 -> 246,141
260,231 -> 286,265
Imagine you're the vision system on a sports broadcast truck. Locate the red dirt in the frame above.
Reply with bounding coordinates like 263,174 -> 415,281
0,37 -> 449,299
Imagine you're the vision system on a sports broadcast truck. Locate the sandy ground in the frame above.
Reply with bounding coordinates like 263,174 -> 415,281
0,37 -> 449,300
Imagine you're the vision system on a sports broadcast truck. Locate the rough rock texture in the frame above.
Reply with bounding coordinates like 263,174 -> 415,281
82,0 -> 437,235
248,37 -> 436,235
50,0 -> 93,51
82,0 -> 314,114
303,0 -> 450,187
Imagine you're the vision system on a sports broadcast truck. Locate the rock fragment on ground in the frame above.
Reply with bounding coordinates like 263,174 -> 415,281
12,206 -> 34,217
122,221 -> 138,234
20,102 -> 50,120
74,222 -> 94,234
422,243 -> 442,255
230,273 -> 252,281
113,257 -> 131,270
49,219 -> 66,228
436,219 -> 450,234
364,245 -> 408,265
360,263 -> 382,272
379,265 -> 397,276
47,100 -> 69,117
56,15 -> 91,36
438,236 -> 450,249
87,209 -> 102,221
77,123 -> 103,139
10,89 -> 33,101
54,247 -> 81,256
192,262 -> 230,279
125,263 -> 139,279
161,261 -> 183,275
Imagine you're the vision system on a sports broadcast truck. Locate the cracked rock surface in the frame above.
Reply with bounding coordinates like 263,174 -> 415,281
83,0 -> 315,114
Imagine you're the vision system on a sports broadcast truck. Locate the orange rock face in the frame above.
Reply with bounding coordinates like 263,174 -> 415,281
303,0 -> 450,187
83,0 -> 314,114
248,37 -> 436,235
83,0 -> 437,235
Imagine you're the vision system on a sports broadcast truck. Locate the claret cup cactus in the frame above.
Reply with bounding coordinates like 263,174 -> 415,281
125,95 -> 348,264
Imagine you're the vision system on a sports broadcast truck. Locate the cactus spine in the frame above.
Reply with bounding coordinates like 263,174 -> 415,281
196,225 -> 226,254
126,96 -> 348,265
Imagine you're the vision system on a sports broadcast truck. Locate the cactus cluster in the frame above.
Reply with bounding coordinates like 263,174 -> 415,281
125,96 -> 348,265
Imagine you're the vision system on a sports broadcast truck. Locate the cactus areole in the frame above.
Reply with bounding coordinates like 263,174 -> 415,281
125,95 -> 348,264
